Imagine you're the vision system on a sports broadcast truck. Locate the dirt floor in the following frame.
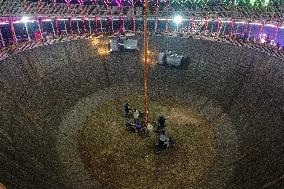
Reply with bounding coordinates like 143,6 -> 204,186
78,95 -> 217,189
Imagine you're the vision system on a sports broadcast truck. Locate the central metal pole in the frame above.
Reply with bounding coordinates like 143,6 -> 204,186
143,0 -> 149,126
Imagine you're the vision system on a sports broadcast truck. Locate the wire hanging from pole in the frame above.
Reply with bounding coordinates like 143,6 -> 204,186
143,0 -> 149,127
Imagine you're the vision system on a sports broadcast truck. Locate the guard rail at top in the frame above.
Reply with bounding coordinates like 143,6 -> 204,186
0,0 -> 284,23
0,31 -> 284,62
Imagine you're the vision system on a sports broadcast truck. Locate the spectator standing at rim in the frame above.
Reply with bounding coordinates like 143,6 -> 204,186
124,101 -> 130,117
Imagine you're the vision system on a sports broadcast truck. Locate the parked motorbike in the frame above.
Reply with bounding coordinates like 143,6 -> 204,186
154,137 -> 174,154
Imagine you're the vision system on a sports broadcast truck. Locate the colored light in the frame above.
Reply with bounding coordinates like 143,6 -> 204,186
263,0 -> 270,6
78,0 -> 85,4
173,16 -> 182,24
249,22 -> 262,25
42,19 -> 52,22
97,47 -> 110,55
115,0 -> 122,6
265,24 -> 277,27
21,16 -> 29,23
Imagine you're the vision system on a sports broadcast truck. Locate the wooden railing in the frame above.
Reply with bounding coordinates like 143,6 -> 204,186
0,0 -> 284,22
0,31 -> 283,62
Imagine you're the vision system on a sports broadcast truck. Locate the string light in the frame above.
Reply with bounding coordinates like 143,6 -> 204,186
116,0 -> 122,6
77,0 -> 85,4
263,0 -> 270,6
33,0 -> 275,6
104,0 -> 111,7
250,0 -> 258,5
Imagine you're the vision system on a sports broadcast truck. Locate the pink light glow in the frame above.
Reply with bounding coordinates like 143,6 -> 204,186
71,18 -> 81,20
265,24 -> 277,28
42,19 -> 52,22
104,0 -> 110,6
115,0 -> 122,6
64,0 -> 72,3
249,22 -> 262,26
235,21 -> 247,24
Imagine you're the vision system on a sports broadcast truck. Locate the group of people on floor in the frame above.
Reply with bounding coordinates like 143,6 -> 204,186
123,101 -> 172,150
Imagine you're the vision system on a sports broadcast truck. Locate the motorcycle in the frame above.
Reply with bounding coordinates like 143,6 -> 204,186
154,137 -> 174,154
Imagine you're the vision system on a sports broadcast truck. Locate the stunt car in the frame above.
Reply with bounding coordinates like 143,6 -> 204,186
109,36 -> 138,52
158,50 -> 188,69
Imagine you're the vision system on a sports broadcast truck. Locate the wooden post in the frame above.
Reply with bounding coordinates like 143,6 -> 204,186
274,22 -> 279,41
88,18 -> 92,34
0,29 -> 5,47
55,16 -> 59,35
191,18 -> 194,33
69,16 -> 73,34
50,18 -> 56,36
95,16 -> 98,33
9,17 -> 17,44
83,17 -> 86,33
37,17 -> 43,38
154,1 -> 158,33
230,18 -> 234,36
